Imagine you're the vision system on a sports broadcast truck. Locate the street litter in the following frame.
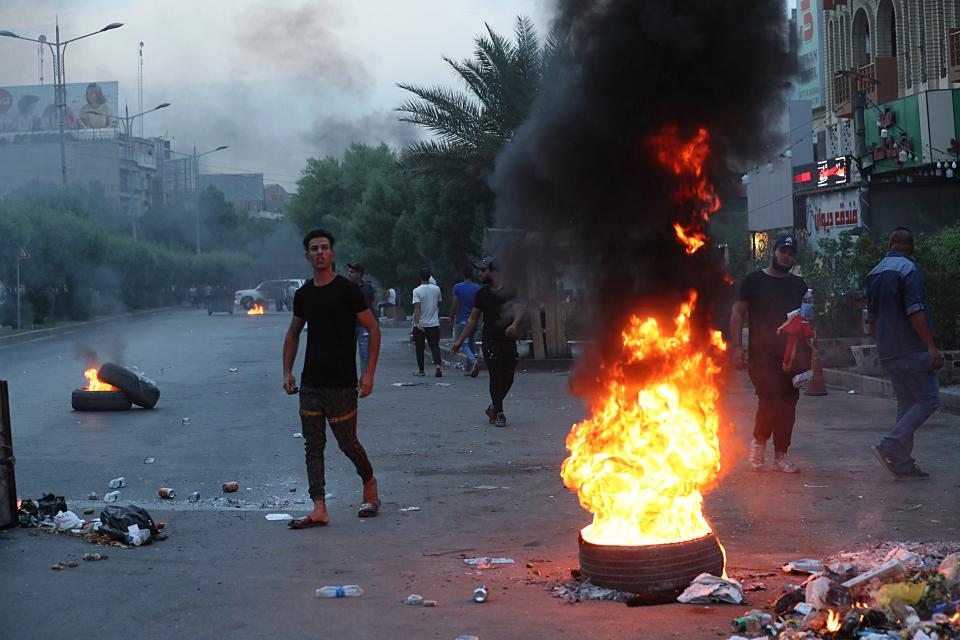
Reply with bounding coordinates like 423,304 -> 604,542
473,585 -> 489,602
82,507 -> 94,515
181,417 -> 190,425
222,482 -> 239,493
782,558 -> 823,574
265,513 -> 293,521
707,541 -> 960,640
392,382 -> 424,386
316,585 -> 363,598
86,492 -> 99,501
399,506 -> 421,512
159,488 -> 175,499
464,557 -> 515,568
422,600 -> 438,607
404,594 -> 424,605
143,457 -> 155,464
229,368 -> 239,372
98,505 -> 160,546
677,573 -> 744,604
82,552 -> 107,561
104,491 -> 120,503
188,492 -> 201,503
53,511 -> 84,532
803,484 -> 829,488
454,636 -> 480,640
470,485 -> 510,490
552,580 -> 626,602
292,432 -> 303,438
108,477 -> 126,489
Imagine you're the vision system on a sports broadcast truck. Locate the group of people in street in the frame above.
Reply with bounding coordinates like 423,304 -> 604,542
281,230 -> 523,527
731,229 -> 941,480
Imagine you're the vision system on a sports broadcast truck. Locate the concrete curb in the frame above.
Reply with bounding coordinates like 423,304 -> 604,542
0,305 -> 184,348
824,367 -> 960,412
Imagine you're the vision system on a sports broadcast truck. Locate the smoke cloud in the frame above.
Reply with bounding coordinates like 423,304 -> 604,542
490,0 -> 793,375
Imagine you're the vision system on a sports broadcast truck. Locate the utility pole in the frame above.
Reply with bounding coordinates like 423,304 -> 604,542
853,89 -> 872,231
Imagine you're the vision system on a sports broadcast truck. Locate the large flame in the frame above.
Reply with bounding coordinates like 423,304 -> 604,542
651,127 -> 721,255
561,126 -> 727,547
825,610 -> 842,633
561,293 -> 725,546
247,304 -> 265,316
83,368 -> 118,392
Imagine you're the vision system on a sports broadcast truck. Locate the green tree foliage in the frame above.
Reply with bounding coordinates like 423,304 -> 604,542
916,225 -> 960,349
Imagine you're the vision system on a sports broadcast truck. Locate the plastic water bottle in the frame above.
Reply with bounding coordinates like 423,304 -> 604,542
315,585 -> 363,598
108,477 -> 126,489
104,491 -> 121,503
800,289 -> 814,322
473,584 -> 489,603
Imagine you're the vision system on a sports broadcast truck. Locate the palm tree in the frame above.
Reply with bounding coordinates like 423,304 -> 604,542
396,16 -> 566,177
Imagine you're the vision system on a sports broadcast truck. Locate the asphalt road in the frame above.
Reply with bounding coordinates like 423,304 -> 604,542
1,307 -> 958,639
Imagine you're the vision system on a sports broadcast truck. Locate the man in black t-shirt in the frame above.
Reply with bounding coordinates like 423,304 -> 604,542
282,229 -> 382,528
452,257 -> 523,427
729,233 -> 807,473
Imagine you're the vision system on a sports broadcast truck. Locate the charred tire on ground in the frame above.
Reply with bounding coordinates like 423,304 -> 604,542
578,532 -> 724,602
241,297 -> 254,310
98,362 -> 161,409
71,389 -> 133,412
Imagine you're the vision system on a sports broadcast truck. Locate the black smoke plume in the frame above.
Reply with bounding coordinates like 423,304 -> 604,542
490,0 -> 793,388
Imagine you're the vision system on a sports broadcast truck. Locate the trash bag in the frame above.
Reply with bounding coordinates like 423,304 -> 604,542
98,505 -> 159,543
18,499 -> 39,527
37,493 -> 67,520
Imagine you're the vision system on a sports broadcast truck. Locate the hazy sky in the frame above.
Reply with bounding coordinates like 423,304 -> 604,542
0,0 -> 551,189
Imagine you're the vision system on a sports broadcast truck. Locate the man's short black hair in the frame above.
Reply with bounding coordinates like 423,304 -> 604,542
462,266 -> 474,279
303,228 -> 335,251
419,267 -> 432,282
889,226 -> 914,250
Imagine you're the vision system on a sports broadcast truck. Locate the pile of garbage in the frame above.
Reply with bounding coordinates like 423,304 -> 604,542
18,493 -> 166,547
727,543 -> 960,640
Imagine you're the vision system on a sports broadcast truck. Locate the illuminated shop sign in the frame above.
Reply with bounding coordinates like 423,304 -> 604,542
792,156 -> 849,191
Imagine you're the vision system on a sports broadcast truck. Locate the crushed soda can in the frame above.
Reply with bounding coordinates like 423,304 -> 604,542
422,600 -> 438,607
222,482 -> 239,493
158,488 -> 176,499
104,491 -> 121,503
188,492 -> 200,503
473,585 -> 489,603
108,477 -> 126,489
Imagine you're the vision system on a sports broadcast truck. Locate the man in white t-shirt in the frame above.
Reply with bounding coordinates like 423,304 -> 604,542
412,268 -> 443,377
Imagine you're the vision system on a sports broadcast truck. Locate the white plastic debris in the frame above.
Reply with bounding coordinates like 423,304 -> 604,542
676,573 -> 744,604
804,576 -> 832,610
398,506 -> 421,512
848,389 -> 856,394
265,513 -> 293,521
882,546 -> 923,568
939,552 -> 960,585
292,432 -> 303,438
781,558 -> 822,574
841,560 -> 906,589
53,510 -> 84,532
404,594 -> 424,605
463,557 -> 514,567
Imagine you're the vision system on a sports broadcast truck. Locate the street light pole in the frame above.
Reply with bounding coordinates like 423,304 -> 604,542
0,19 -> 123,187
188,145 -> 229,253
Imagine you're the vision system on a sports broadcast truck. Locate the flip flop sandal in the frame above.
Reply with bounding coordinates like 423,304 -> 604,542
288,515 -> 328,529
357,500 -> 381,518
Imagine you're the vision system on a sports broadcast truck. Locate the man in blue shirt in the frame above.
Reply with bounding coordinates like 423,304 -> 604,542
866,227 -> 942,480
451,266 -> 482,377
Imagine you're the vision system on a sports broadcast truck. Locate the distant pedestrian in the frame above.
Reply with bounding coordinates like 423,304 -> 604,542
282,229 -> 381,528
347,263 -> 377,376
453,257 -> 523,427
378,287 -> 397,318
867,227 -> 941,480
412,268 -> 443,377
729,233 -> 807,473
451,266 -> 482,377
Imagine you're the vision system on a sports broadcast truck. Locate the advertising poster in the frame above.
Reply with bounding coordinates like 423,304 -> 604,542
0,81 -> 119,134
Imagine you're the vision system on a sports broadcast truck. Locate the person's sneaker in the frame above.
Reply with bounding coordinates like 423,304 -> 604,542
895,464 -> 930,480
414,370 -> 425,377
435,366 -> 442,378
772,454 -> 800,473
871,446 -> 898,477
485,405 -> 497,424
748,439 -> 767,471
494,412 -> 507,427
469,362 -> 481,378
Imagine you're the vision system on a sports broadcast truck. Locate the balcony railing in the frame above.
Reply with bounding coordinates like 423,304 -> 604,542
950,29 -> 960,84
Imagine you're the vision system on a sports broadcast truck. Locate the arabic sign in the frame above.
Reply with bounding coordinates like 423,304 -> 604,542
792,157 -> 849,191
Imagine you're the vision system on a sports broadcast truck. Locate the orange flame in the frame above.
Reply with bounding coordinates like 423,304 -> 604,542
84,368 -> 118,392
825,609 -> 842,632
560,292 -> 725,546
247,304 -> 265,316
651,127 -> 721,254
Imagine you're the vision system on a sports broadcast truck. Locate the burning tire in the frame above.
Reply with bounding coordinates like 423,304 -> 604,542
71,389 -> 133,412
98,363 -> 161,409
240,296 -> 254,311
578,532 -> 724,601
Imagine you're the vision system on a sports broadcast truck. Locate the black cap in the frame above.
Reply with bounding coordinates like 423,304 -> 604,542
347,263 -> 364,275
772,233 -> 797,253
474,256 -> 495,270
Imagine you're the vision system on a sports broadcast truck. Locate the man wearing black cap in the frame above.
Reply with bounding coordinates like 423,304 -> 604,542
347,264 -> 376,376
453,257 -> 524,427
729,233 -> 808,473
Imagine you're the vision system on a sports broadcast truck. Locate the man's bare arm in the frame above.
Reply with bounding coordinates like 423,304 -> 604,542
283,315 -> 306,394
453,308 -> 481,351
357,309 -> 380,396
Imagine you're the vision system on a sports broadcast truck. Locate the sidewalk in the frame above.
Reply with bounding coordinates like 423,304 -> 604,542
0,305 -> 184,348
825,367 -> 960,412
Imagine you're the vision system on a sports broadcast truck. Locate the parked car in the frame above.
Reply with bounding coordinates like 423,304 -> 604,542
234,279 -> 305,311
